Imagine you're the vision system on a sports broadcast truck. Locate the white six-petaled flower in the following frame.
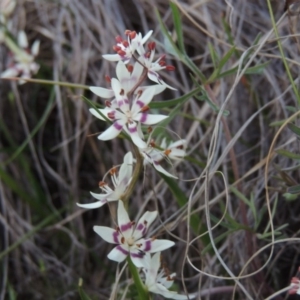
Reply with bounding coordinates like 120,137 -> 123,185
77,152 -> 133,209
1,31 -> 40,84
140,138 -> 187,178
93,200 -> 174,268
90,78 -> 168,148
103,30 -> 153,64
143,252 -> 195,299
90,60 -> 166,105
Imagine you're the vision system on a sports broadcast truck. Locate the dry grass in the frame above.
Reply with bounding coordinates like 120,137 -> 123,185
1,0 -> 300,299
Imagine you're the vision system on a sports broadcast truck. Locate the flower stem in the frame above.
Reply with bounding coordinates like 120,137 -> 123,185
127,257 -> 150,299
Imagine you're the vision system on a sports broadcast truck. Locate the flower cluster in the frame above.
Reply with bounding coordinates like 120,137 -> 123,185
0,1 -> 40,84
1,31 -> 40,84
79,29 -> 190,299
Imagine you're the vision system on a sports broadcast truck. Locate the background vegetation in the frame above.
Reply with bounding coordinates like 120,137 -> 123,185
1,0 -> 300,299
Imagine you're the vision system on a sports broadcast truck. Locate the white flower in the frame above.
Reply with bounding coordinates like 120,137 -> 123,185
77,152 -> 133,209
90,79 -> 168,148
140,138 -> 187,178
90,60 -> 166,104
1,31 -> 40,84
139,42 -> 176,90
93,200 -> 174,268
103,30 -> 152,64
143,252 -> 195,299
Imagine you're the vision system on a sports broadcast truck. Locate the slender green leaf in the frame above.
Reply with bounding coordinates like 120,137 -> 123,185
208,42 -> 219,69
288,123 -> 300,137
170,2 -> 185,53
149,87 -> 201,109
287,185 -> 300,194
218,46 -> 236,71
276,149 -> 300,160
78,279 -> 93,300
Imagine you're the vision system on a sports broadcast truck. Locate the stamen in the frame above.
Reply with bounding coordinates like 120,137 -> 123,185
107,112 -> 115,119
120,89 -> 125,96
166,65 -> 175,71
147,126 -> 153,133
117,50 -> 126,56
127,64 -> 133,73
122,40 -> 129,47
110,166 -> 117,175
129,31 -> 136,39
115,35 -> 123,43
105,75 -> 111,83
141,105 -> 149,112
150,139 -> 156,147
113,45 -> 121,52
121,237 -> 125,244
148,41 -> 156,50
164,149 -> 172,156
99,181 -> 107,187
105,100 -> 111,108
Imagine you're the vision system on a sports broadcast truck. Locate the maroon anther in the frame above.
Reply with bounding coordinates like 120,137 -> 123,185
118,50 -> 126,56
145,52 -> 151,59
166,65 -> 175,71
105,75 -> 111,83
107,112 -> 115,119
127,64 -> 133,73
120,89 -> 125,96
115,35 -> 123,43
129,31 -> 136,39
113,45 -> 121,52
148,41 -> 156,51
122,40 -> 129,47
125,30 -> 131,36
105,100 -> 111,108
159,60 -> 166,66
141,105 -> 149,112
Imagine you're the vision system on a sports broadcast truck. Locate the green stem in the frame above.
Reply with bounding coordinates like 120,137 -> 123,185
127,257 -> 150,299
1,76 -> 90,90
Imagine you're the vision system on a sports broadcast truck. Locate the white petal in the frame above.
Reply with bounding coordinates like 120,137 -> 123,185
102,54 -> 121,61
31,40 -> 40,56
89,107 -> 113,121
153,163 -> 178,179
118,151 -> 133,184
130,250 -> 148,268
142,30 -> 153,43
148,239 -> 175,253
148,71 -> 176,90
134,211 -> 157,240
149,283 -> 191,299
107,245 -> 129,262
77,201 -> 106,209
90,86 -> 114,98
18,31 -> 28,48
98,121 -> 124,141
1,67 -> 18,78
130,129 -> 147,149
93,226 -> 119,244
90,190 -> 111,200
117,201 -> 133,238
137,85 -> 155,106
136,113 -> 168,125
